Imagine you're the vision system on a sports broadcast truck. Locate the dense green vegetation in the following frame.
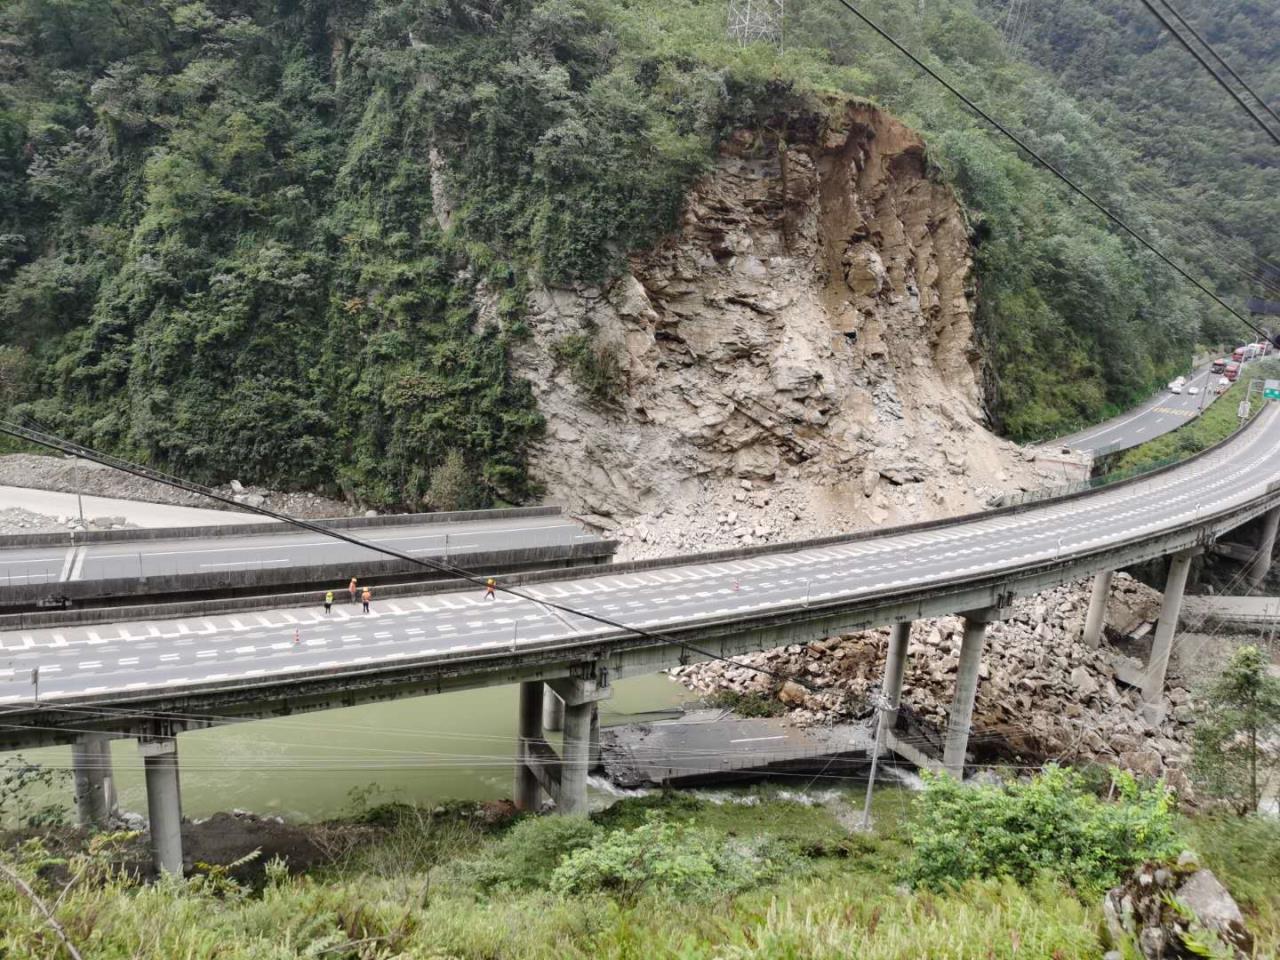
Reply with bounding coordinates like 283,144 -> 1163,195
1,0 -> 1275,502
2,778 -> 1277,958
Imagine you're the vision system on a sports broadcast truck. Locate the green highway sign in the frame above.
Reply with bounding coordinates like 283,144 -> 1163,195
1265,379 -> 1280,401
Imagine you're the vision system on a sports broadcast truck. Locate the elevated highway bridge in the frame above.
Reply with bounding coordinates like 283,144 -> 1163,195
4,406 -> 1280,875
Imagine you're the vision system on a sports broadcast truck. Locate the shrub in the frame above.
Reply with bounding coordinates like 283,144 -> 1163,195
904,766 -> 1181,895
466,815 -> 602,892
549,813 -> 788,901
706,689 -> 786,718
550,332 -> 623,401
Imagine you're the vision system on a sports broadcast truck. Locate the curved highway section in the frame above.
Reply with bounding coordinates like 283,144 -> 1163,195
0,405 -> 1277,717
1052,364 -> 1219,456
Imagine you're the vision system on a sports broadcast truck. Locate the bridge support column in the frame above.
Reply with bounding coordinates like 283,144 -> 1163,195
882,622 -> 911,728
943,608 -> 1004,779
72,735 -> 116,828
1248,506 -> 1280,588
1142,549 -> 1196,705
515,681 -> 545,811
542,687 -> 565,733
139,735 -> 183,876
1082,571 -> 1113,649
548,673 -> 612,816
559,703 -> 592,816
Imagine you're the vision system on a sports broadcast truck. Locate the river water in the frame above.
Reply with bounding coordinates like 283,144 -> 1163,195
11,674 -> 692,822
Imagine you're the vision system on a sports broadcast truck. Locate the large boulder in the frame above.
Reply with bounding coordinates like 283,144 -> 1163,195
1104,860 -> 1255,959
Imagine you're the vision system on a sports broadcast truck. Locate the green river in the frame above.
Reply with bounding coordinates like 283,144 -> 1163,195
11,674 -> 691,822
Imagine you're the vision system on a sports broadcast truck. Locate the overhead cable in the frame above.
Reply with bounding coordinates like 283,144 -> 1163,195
1140,0 -> 1280,143
828,0 -> 1275,345
0,419 -> 815,693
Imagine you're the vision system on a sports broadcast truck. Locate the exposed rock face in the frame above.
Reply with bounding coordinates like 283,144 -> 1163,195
517,102 -> 1041,535
670,574 -> 1198,787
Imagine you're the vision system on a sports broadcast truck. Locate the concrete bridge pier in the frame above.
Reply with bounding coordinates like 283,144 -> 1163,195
1082,570 -> 1113,649
542,687 -> 565,733
514,672 -> 612,815
551,676 -> 612,815
882,621 -> 912,728
1248,506 -> 1280,588
1142,548 -> 1197,705
515,681 -> 545,811
943,608 -> 1005,778
139,732 -> 184,876
71,735 -> 118,828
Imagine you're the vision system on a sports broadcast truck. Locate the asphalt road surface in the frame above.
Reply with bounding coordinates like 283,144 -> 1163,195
0,515 -> 597,587
3,406 -> 1279,705
1052,364 -> 1223,456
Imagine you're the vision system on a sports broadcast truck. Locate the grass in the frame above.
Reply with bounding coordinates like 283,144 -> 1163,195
1105,358 -> 1280,474
1,790 -> 1276,959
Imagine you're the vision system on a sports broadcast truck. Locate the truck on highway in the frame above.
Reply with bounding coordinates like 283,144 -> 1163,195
1232,346 -> 1247,363
1211,358 -> 1227,374
1225,361 -> 1241,382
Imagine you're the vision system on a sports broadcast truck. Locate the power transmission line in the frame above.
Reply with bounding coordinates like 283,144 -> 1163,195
1153,0 -> 1280,131
827,0 -> 1276,346
1134,0 -> 1280,146
0,419 -> 814,694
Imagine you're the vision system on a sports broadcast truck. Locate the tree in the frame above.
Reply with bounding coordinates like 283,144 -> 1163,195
1191,645 -> 1280,815
427,449 -> 475,512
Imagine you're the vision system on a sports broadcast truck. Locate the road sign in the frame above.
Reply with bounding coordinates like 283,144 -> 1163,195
1265,379 -> 1280,401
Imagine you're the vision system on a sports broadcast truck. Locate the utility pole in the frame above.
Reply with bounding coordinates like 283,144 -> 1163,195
727,0 -> 784,47
67,454 -> 84,526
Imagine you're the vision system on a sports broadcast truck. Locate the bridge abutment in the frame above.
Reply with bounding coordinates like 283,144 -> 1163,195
1142,548 -> 1196,705
1248,506 -> 1280,588
71,735 -> 117,828
139,733 -> 184,876
1082,570 -> 1113,648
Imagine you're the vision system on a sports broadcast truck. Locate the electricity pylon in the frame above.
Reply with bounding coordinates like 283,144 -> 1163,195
727,0 -> 784,47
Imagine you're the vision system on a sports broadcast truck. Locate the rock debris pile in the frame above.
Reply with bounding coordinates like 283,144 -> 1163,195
0,454 -> 349,519
0,507 -> 135,536
671,574 -> 1197,791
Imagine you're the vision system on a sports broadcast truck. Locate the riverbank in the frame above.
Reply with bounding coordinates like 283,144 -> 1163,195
2,781 -> 1277,959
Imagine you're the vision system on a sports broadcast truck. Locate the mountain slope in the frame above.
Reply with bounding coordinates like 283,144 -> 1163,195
0,0 -> 1273,505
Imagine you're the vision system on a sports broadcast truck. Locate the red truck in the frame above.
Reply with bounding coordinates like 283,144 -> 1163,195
1232,347 -> 1247,363
1211,358 -> 1227,374
1225,361 -> 1241,382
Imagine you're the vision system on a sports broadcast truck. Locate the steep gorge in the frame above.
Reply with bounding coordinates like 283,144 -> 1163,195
515,102 -> 1042,553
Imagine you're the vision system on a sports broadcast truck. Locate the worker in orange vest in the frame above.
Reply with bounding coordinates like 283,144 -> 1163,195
348,577 -> 358,604
484,578 -> 496,600
361,586 -> 372,614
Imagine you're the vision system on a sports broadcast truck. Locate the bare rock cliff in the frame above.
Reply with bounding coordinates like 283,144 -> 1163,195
515,102 -> 1040,553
